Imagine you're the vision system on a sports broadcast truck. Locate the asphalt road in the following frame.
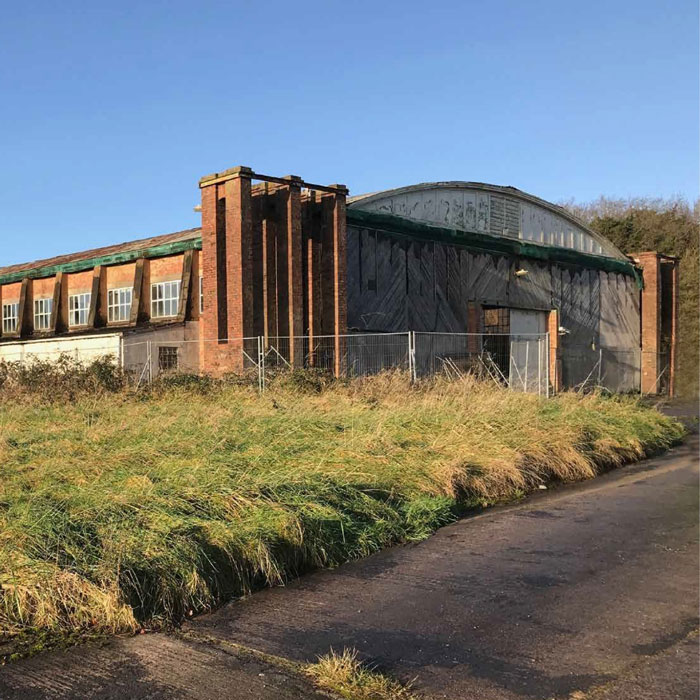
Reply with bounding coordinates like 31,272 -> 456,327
1,435 -> 697,699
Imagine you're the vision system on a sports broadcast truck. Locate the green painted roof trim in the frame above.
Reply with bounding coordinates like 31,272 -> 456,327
347,209 -> 643,287
0,238 -> 202,285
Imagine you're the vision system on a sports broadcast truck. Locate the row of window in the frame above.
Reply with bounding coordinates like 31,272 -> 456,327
1,280 -> 192,333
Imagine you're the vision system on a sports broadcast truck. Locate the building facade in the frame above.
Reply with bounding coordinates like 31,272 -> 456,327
0,166 -> 678,394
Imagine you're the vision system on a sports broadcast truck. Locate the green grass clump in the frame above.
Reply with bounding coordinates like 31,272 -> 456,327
0,370 -> 684,647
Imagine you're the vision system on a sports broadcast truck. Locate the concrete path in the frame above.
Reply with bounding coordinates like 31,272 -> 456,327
0,633 -> 330,700
1,436 -> 697,699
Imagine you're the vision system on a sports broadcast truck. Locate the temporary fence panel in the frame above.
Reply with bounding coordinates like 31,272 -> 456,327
508,335 -> 548,394
264,333 -> 411,377
1,329 -> 654,397
412,332 -> 549,395
122,337 -> 261,385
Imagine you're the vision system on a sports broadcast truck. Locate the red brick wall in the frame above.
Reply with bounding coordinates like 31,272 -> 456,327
198,168 -> 348,375
636,252 -> 661,393
547,309 -> 560,393
634,251 -> 678,395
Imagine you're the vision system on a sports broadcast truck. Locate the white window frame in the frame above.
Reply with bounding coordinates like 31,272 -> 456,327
33,297 -> 53,331
107,287 -> 132,323
2,302 -> 19,334
69,292 -> 91,327
150,280 -> 181,319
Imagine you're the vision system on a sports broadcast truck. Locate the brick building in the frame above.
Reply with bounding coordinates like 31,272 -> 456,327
0,165 -> 678,394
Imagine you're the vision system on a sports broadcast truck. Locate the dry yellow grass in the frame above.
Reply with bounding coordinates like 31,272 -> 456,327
306,648 -> 416,700
0,370 -> 684,649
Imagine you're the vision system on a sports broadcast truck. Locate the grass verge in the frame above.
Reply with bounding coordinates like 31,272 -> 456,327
0,366 -> 684,653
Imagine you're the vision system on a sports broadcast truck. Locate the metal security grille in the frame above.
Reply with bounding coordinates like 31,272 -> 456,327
482,307 -> 510,333
482,307 -> 510,381
158,346 -> 179,371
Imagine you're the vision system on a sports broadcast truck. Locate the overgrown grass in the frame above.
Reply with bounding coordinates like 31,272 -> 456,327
307,648 -> 416,700
0,361 -> 684,652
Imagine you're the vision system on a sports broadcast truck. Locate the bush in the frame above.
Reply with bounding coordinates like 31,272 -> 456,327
0,355 -> 126,402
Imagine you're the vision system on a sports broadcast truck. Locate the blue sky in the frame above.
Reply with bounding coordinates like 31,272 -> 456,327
1,0 -> 697,266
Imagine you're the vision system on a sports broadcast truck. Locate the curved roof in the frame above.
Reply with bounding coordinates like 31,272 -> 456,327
349,181 -> 626,260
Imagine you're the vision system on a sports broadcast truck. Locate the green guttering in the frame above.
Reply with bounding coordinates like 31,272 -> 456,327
0,210 -> 643,288
0,238 -> 202,285
347,208 -> 643,287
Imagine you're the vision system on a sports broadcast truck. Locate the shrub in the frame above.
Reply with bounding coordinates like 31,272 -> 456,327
0,355 -> 126,402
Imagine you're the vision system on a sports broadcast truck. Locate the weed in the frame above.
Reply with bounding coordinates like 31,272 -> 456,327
306,648 -> 416,700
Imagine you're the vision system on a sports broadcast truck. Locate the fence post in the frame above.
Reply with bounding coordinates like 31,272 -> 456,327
509,339 -> 514,390
257,335 -> 265,393
147,341 -> 153,384
524,340 -> 530,393
597,348 -> 603,386
408,331 -> 417,382
545,333 -> 550,398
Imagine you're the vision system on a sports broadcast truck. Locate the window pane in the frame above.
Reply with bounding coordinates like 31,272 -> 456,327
150,281 -> 181,318
108,287 -> 132,322
68,293 -> 91,326
33,298 -> 53,330
3,302 -> 19,333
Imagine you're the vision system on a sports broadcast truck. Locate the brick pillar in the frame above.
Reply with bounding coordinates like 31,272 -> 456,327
283,176 -> 303,366
225,170 -> 254,341
199,166 -> 253,374
668,260 -> 679,397
200,182 -> 223,341
547,309 -> 560,393
304,191 -> 322,366
17,278 -> 29,337
634,251 -> 678,395
261,217 -> 273,342
467,301 -> 481,353
635,252 -> 661,394
329,186 -> 348,377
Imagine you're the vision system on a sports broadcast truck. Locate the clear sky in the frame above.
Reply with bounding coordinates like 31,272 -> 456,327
1,0 -> 697,267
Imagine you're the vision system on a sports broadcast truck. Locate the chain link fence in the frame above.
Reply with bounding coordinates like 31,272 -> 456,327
120,332 -> 553,395
1,332 -> 659,396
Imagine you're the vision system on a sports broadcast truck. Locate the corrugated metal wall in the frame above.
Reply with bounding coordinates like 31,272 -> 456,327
347,226 -> 641,390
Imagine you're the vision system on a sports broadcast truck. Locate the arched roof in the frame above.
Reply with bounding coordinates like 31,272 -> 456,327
348,181 -> 626,260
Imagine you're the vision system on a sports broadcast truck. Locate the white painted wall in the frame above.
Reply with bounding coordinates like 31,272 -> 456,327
0,334 -> 122,363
